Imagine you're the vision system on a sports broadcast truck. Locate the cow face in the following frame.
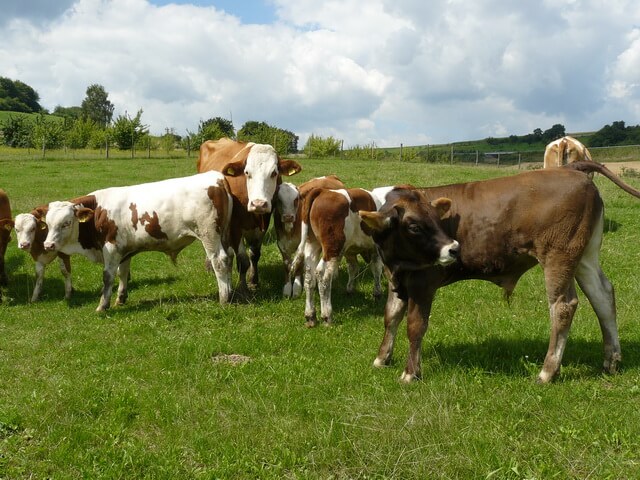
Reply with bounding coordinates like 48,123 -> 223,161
276,182 -> 300,231
43,201 -> 93,252
14,213 -> 42,250
359,188 -> 459,273
222,144 -> 302,214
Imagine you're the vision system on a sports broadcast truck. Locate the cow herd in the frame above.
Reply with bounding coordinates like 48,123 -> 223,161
1,136 -> 639,384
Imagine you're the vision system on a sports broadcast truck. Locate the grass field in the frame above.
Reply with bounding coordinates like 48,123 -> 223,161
1,152 -> 640,478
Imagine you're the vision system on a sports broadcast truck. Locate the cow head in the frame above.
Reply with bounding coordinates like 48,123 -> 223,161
221,143 -> 302,214
13,213 -> 42,250
275,182 -> 300,232
43,201 -> 93,252
359,187 -> 459,275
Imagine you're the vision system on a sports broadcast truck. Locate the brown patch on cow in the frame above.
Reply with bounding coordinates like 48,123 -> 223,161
207,180 -> 229,234
139,211 -> 168,240
94,206 -> 119,244
0,189 -> 12,286
129,203 -> 139,230
348,188 -> 377,213
309,190 -> 350,260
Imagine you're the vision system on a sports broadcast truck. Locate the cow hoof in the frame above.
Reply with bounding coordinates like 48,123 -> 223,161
373,357 -> 388,368
536,371 -> 555,384
283,283 -> 292,298
400,371 -> 419,383
603,352 -> 622,375
304,320 -> 317,328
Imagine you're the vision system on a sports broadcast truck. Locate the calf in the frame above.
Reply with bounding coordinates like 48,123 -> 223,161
43,171 -> 234,311
14,207 -> 74,301
359,162 -> 640,383
290,187 -> 390,327
274,175 -> 346,297
0,189 -> 14,288
197,138 -> 302,293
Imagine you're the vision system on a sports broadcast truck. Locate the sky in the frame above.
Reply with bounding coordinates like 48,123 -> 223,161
1,0 -> 639,147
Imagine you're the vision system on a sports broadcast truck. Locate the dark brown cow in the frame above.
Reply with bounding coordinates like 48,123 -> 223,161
0,189 -> 14,288
359,162 -> 640,383
275,175 -> 346,297
197,138 -> 302,293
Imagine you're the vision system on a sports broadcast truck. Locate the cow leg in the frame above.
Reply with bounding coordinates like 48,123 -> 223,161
97,248 -> 121,312
373,277 -> 407,368
345,254 -> 358,294
539,268 -> 579,383
402,285 -> 435,383
575,223 -> 621,375
206,245 -> 234,305
303,244 -> 321,327
58,253 -> 73,300
235,241 -> 250,294
115,258 -> 132,306
31,260 -> 46,302
318,257 -> 339,325
245,228 -> 265,290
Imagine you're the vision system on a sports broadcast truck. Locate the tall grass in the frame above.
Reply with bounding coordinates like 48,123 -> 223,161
1,153 -> 640,478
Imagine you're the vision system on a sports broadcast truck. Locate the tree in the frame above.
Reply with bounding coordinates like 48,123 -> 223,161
0,114 -> 32,147
0,77 -> 42,113
199,117 -> 234,141
65,118 -> 96,149
81,84 -> 114,127
542,124 -> 566,142
237,121 -> 298,155
30,113 -> 65,151
53,105 -> 83,120
303,134 -> 341,157
111,109 -> 148,151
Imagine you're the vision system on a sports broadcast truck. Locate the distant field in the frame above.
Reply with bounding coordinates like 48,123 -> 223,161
1,154 -> 640,478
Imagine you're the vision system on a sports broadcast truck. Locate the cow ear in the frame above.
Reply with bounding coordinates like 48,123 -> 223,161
359,210 -> 393,233
75,208 -> 94,223
431,197 -> 452,219
0,219 -> 14,231
38,219 -> 47,230
221,160 -> 245,177
278,160 -> 302,177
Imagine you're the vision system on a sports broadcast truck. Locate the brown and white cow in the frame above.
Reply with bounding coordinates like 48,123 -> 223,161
0,189 -> 14,288
14,206 -> 74,302
289,187 -> 395,327
360,162 -> 640,383
42,171 -> 234,311
543,136 -> 593,168
274,175 -> 346,297
197,138 -> 302,293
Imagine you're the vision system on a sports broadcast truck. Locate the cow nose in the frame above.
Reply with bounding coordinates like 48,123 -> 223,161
449,241 -> 460,258
44,242 -> 56,251
19,242 -> 31,250
250,199 -> 270,213
282,214 -> 295,223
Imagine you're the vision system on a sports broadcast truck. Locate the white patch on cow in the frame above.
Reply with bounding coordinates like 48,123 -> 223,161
276,182 -> 299,229
244,143 -> 279,213
370,186 -> 395,209
14,213 -> 37,250
438,240 -> 460,265
373,357 -> 386,368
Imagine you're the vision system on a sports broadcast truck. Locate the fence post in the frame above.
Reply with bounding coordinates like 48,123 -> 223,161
497,153 -> 500,166
475,150 -> 479,166
400,143 -> 403,162
518,153 -> 521,169
450,145 -> 453,164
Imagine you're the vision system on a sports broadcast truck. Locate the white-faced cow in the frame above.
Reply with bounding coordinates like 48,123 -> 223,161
14,206 -> 74,301
289,187 -> 395,327
360,162 -> 640,383
42,171 -> 234,311
274,175 -> 346,298
197,138 -> 302,294
0,189 -> 14,289
543,136 -> 593,169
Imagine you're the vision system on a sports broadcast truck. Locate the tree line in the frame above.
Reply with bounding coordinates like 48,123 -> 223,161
0,78 -> 299,156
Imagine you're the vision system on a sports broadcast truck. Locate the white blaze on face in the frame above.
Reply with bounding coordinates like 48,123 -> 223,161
43,201 -> 77,251
438,240 -> 460,265
244,144 -> 279,214
14,213 -> 38,250
276,183 -> 300,231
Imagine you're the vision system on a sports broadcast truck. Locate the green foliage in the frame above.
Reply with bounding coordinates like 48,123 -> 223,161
237,120 -> 298,155
65,118 -> 97,149
303,134 -> 342,157
200,116 -> 234,142
29,113 -> 65,150
111,109 -> 148,150
0,77 -> 42,113
53,105 -> 83,121
81,84 -> 114,127
0,114 -> 32,147
589,120 -> 640,147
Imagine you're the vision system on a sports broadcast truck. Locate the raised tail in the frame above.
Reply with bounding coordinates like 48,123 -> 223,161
563,161 -> 640,199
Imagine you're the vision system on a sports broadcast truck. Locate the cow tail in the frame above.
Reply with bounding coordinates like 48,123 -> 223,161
564,161 -> 640,199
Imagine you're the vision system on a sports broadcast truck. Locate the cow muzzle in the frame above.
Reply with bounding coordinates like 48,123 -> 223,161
438,240 -> 460,266
18,241 -> 31,250
249,199 -> 271,214
43,241 -> 56,252
281,214 -> 295,224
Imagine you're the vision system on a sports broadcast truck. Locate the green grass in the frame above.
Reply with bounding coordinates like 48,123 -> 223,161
1,152 -> 640,478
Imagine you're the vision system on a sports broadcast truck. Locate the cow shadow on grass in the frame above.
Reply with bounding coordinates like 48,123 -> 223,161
418,335 -> 640,380
603,216 -> 621,233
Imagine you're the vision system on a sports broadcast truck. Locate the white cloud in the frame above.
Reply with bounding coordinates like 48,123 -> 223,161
1,0 -> 640,148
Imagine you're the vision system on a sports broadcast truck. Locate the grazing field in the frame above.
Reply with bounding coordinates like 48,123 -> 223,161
1,153 -> 640,479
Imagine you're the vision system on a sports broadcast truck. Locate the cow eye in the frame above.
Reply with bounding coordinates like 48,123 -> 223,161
246,173 -> 252,180
270,171 -> 277,178
407,223 -> 422,235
